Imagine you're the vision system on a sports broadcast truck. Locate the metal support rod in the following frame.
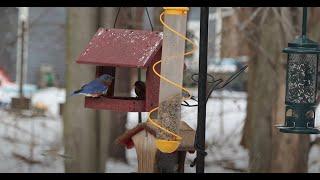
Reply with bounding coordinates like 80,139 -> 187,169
138,68 -> 142,123
19,20 -> 25,99
196,7 -> 209,173
302,7 -> 307,37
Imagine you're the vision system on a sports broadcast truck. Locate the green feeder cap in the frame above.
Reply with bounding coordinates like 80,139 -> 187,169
283,35 -> 320,54
278,126 -> 320,134
283,7 -> 320,54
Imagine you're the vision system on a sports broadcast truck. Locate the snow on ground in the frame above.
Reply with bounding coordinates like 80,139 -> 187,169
0,87 -> 65,173
0,84 -> 37,105
31,87 -> 65,117
1,87 -> 320,172
0,110 -> 64,172
308,106 -> 320,173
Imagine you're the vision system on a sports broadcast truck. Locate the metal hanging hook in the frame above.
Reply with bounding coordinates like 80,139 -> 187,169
302,7 -> 307,37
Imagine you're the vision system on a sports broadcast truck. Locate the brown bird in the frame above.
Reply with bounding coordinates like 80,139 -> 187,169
134,81 -> 146,99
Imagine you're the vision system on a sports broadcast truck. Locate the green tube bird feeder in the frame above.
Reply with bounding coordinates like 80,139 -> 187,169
277,7 -> 320,134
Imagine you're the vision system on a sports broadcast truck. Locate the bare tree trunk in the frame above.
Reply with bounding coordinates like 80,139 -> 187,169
240,7 -> 310,172
221,8 -> 252,59
104,7 -> 144,163
220,8 -> 254,149
247,22 -> 273,172
64,7 -> 98,172
92,7 -> 116,172
152,7 -> 163,31
270,7 -> 310,173
308,8 -> 320,42
64,7 -> 110,172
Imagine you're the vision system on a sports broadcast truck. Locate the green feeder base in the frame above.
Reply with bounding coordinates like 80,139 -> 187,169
277,126 -> 320,134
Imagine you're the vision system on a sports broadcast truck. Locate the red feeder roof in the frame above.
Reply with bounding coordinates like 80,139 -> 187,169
76,28 -> 163,68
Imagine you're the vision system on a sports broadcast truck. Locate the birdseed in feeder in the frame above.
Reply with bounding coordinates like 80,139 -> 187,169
286,53 -> 317,104
157,94 -> 182,140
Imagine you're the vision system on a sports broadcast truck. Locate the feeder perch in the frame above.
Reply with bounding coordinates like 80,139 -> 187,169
76,28 -> 164,112
116,121 -> 196,173
277,7 -> 320,134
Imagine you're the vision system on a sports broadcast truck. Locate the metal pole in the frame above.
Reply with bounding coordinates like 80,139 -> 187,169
138,68 -> 142,123
19,20 -> 25,99
196,7 -> 209,173
302,7 -> 307,37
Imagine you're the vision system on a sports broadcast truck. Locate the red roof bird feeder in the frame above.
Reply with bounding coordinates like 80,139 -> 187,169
76,28 -> 163,112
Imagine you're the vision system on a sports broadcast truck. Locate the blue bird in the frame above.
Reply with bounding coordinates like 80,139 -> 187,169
70,74 -> 114,97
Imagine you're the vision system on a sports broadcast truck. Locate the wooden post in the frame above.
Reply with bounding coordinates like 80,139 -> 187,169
156,7 -> 188,173
132,130 -> 158,172
64,7 -> 101,172
11,8 -> 30,110
17,7 -> 28,98
103,7 -> 143,163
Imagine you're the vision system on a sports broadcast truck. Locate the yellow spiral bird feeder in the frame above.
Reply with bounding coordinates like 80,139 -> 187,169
146,7 -> 198,153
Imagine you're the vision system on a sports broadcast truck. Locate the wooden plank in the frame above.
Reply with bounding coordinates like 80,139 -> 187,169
132,130 -> 157,173
145,50 -> 161,111
84,97 -> 145,112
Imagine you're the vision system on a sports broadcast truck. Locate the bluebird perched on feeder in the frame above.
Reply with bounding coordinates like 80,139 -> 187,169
70,74 -> 114,97
134,81 -> 146,99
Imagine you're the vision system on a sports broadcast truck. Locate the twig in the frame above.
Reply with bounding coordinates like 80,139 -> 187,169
310,137 -> 320,148
12,152 -> 42,165
220,165 -> 248,173
238,7 -> 262,31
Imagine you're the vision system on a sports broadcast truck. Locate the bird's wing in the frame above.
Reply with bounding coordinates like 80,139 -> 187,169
80,83 -> 88,89
71,79 -> 108,97
81,80 -> 108,95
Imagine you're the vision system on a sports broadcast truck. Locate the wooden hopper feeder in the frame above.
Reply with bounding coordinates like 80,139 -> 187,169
116,121 -> 196,173
76,28 -> 163,112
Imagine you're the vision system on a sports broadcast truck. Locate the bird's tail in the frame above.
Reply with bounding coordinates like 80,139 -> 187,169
68,92 -> 77,98
68,90 -> 81,98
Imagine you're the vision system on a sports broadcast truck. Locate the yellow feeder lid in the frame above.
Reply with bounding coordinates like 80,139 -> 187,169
163,7 -> 189,15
